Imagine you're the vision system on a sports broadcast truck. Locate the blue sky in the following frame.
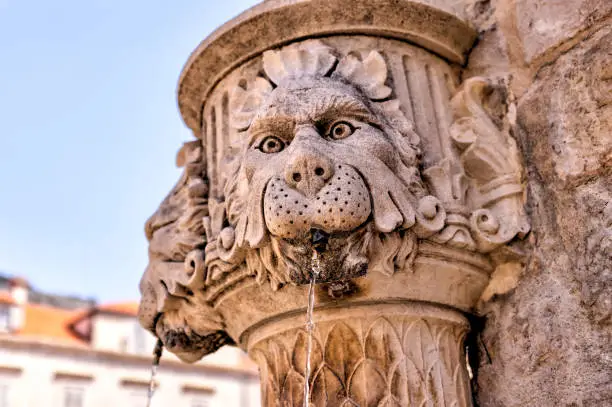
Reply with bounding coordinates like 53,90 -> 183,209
0,0 -> 258,302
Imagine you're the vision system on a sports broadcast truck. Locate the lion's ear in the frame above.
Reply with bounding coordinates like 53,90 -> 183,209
176,140 -> 203,168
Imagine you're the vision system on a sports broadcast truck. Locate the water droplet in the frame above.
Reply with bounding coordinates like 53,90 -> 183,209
303,251 -> 321,407
146,339 -> 163,407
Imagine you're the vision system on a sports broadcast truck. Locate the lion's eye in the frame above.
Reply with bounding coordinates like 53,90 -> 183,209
258,136 -> 285,153
328,121 -> 355,140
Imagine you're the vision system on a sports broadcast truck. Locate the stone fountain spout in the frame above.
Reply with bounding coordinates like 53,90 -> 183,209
311,229 -> 330,254
137,1 -> 530,405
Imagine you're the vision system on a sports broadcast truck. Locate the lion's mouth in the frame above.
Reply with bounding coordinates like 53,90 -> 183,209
270,222 -> 372,285
311,228 -> 330,253
263,164 -> 372,240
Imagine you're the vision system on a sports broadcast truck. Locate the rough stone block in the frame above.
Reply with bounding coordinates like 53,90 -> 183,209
516,0 -> 611,63
476,24 -> 612,407
518,26 -> 611,185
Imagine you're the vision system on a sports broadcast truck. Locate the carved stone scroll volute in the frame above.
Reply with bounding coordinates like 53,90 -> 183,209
136,1 -> 531,406
449,78 -> 531,253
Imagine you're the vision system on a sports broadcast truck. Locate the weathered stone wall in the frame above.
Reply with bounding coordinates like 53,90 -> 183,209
464,1 -> 611,405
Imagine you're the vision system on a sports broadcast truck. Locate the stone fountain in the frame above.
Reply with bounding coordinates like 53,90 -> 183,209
137,1 -> 530,405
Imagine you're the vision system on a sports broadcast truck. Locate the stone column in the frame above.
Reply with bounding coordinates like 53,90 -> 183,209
249,301 -> 472,406
136,1 -> 530,406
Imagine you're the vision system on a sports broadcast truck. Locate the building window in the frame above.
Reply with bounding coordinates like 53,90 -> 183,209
119,336 -> 129,353
129,390 -> 148,407
191,397 -> 210,407
133,322 -> 147,354
0,383 -> 8,407
181,384 -> 214,407
63,386 -> 84,407
0,307 -> 9,332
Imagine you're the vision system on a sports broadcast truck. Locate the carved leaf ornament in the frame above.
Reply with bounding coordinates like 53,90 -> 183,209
251,317 -> 471,406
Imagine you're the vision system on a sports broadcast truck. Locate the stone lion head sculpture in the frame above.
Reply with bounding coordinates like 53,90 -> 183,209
138,40 -> 445,362
216,40 -> 444,286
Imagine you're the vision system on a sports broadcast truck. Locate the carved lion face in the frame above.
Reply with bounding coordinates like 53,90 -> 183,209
224,73 -> 425,284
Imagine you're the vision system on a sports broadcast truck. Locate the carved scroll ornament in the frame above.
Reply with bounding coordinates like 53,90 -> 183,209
449,78 -> 530,252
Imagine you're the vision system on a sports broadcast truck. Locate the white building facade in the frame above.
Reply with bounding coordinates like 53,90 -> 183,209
0,276 -> 260,407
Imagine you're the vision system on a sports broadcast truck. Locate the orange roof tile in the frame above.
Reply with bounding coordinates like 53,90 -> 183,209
96,302 -> 139,317
18,303 -> 85,346
0,292 -> 15,305
9,300 -> 139,346
65,301 -> 139,340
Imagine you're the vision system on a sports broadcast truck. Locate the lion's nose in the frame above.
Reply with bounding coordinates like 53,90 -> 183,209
284,151 -> 334,197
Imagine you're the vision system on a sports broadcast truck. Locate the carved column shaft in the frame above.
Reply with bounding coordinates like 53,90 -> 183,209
249,303 -> 471,407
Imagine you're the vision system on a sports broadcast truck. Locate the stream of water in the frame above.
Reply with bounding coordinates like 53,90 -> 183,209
146,339 -> 164,407
145,249 -> 323,407
303,250 -> 321,407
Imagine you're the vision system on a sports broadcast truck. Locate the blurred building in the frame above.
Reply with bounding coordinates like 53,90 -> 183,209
0,274 -> 260,407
